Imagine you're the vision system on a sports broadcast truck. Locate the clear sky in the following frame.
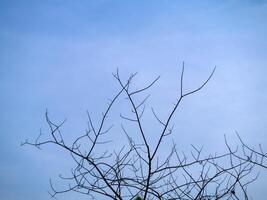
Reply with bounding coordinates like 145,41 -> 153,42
1,0 -> 267,199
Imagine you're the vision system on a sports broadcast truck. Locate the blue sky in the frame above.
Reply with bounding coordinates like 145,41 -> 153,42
1,0 -> 267,199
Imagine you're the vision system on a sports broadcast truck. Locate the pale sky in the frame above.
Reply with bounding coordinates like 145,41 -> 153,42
1,0 -> 267,199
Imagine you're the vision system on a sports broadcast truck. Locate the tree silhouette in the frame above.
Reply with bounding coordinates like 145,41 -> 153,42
23,64 -> 267,199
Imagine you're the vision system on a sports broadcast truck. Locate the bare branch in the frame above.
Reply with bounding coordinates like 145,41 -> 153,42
23,65 -> 267,200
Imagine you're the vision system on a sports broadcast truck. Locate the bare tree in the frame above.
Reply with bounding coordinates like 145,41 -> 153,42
23,64 -> 267,200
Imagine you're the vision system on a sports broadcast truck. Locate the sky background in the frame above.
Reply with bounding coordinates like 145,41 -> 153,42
1,0 -> 267,199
